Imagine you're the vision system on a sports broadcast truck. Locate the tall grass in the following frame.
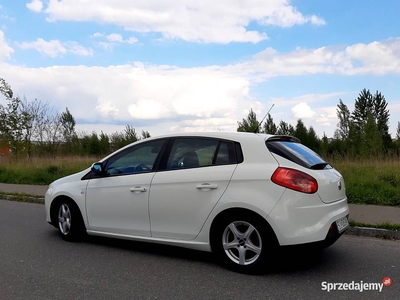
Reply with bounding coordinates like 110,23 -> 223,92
333,159 -> 400,207
0,156 -> 100,185
1,155 -> 400,206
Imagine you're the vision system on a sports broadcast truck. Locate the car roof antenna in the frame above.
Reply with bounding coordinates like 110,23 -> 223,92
254,103 -> 275,133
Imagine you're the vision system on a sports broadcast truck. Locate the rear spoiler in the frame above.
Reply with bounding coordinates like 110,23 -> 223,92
265,135 -> 301,143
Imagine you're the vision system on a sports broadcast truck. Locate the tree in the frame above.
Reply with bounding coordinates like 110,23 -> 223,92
124,125 -> 139,144
396,122 -> 400,140
373,91 -> 391,150
277,120 -> 294,135
364,111 -> 383,158
307,126 -> 320,153
335,99 -> 351,140
20,97 -> 52,157
293,119 -> 308,144
237,109 -> 259,133
262,113 -> 277,134
0,78 -> 13,98
59,107 -> 77,155
351,89 -> 374,130
141,130 -> 151,139
60,107 -> 76,141
0,96 -> 28,157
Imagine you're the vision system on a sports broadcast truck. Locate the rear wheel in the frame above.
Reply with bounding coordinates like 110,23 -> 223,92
57,201 -> 85,242
212,212 -> 276,274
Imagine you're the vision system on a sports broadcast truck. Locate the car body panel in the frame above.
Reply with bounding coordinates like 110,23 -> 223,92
85,172 -> 156,236
149,164 -> 236,240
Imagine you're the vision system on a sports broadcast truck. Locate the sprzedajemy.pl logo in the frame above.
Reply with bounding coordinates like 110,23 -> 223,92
321,277 -> 392,293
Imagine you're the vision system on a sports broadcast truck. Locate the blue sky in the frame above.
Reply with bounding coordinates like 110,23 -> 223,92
1,0 -> 400,138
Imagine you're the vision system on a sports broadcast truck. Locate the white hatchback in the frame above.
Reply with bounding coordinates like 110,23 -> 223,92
45,132 -> 349,273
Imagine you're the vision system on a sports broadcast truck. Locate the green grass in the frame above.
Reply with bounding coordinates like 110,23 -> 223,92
334,160 -> 400,207
1,156 -> 400,206
0,156 -> 98,185
349,219 -> 400,231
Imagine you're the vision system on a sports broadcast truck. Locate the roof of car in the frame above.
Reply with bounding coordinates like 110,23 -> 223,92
149,131 -> 275,141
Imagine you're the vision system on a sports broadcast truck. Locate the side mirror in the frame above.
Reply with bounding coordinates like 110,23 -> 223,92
91,162 -> 104,175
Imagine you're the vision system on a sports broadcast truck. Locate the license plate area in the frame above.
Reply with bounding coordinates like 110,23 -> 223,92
336,216 -> 349,233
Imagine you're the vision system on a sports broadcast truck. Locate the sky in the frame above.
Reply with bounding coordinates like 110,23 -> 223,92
0,0 -> 400,138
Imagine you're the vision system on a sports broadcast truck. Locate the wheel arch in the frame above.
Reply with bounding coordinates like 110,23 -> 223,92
50,196 -> 84,228
209,207 -> 279,251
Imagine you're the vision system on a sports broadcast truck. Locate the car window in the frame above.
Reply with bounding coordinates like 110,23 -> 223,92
266,140 -> 331,170
166,138 -> 237,170
105,139 -> 165,176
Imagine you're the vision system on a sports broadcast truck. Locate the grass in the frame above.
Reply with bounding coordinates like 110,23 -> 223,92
1,155 -> 400,206
333,160 -> 400,207
0,156 -> 99,185
349,220 -> 400,231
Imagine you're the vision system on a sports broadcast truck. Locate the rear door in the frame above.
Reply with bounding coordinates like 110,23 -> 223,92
149,138 -> 238,240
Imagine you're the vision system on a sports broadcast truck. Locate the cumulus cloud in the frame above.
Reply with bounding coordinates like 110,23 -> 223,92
0,30 -> 14,61
93,32 -> 138,49
26,0 -> 43,13
291,102 -> 316,119
3,29 -> 400,137
0,63 -> 252,132
247,38 -> 400,78
40,0 -> 324,43
17,38 -> 93,57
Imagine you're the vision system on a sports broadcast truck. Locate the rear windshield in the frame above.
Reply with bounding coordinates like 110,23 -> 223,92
266,141 -> 331,170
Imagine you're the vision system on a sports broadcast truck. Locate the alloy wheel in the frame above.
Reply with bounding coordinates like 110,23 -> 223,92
58,203 -> 72,235
222,220 -> 262,265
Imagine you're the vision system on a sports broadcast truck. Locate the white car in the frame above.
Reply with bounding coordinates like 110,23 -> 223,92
45,132 -> 349,273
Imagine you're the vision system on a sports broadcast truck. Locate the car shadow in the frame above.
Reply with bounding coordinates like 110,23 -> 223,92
80,233 -> 345,275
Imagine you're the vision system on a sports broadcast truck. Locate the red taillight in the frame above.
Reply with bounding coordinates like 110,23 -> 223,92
271,167 -> 318,194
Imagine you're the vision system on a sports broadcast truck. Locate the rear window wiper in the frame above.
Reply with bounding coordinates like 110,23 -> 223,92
310,162 -> 329,170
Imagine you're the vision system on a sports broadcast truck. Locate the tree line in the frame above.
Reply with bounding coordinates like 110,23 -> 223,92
0,78 -> 150,158
2,76 -> 400,160
237,89 -> 400,160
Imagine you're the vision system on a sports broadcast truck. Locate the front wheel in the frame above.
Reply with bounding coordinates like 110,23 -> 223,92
212,213 -> 276,274
57,201 -> 85,242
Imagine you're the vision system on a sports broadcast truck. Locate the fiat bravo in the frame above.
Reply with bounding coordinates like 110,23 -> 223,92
45,132 -> 349,273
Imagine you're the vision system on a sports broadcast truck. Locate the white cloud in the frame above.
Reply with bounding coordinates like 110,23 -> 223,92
0,63 -> 252,132
106,33 -> 123,42
291,102 -> 316,119
17,38 -> 93,57
41,0 -> 324,43
3,32 -> 400,139
96,102 -> 119,117
126,37 -> 138,44
245,38 -> 400,79
93,32 -> 138,49
26,0 -> 43,13
0,30 -> 14,61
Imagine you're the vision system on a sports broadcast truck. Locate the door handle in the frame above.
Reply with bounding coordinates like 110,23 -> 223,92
130,186 -> 147,193
196,183 -> 218,190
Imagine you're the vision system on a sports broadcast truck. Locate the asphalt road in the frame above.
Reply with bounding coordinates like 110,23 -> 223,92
0,200 -> 399,300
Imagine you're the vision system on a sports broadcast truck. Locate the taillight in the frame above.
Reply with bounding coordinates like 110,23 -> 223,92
271,167 -> 318,194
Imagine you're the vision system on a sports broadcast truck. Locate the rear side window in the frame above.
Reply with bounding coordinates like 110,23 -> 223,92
165,138 -> 238,170
266,141 -> 331,170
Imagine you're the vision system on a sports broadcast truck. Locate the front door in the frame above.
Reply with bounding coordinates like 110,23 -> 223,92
85,139 -> 166,236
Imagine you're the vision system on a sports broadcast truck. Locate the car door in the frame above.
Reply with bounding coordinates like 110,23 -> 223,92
149,138 -> 238,240
85,139 -> 166,236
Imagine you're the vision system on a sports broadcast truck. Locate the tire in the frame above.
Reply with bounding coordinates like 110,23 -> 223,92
212,212 -> 277,274
57,200 -> 86,242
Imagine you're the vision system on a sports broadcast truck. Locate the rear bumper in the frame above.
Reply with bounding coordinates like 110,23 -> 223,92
281,217 -> 348,251
267,190 -> 349,246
